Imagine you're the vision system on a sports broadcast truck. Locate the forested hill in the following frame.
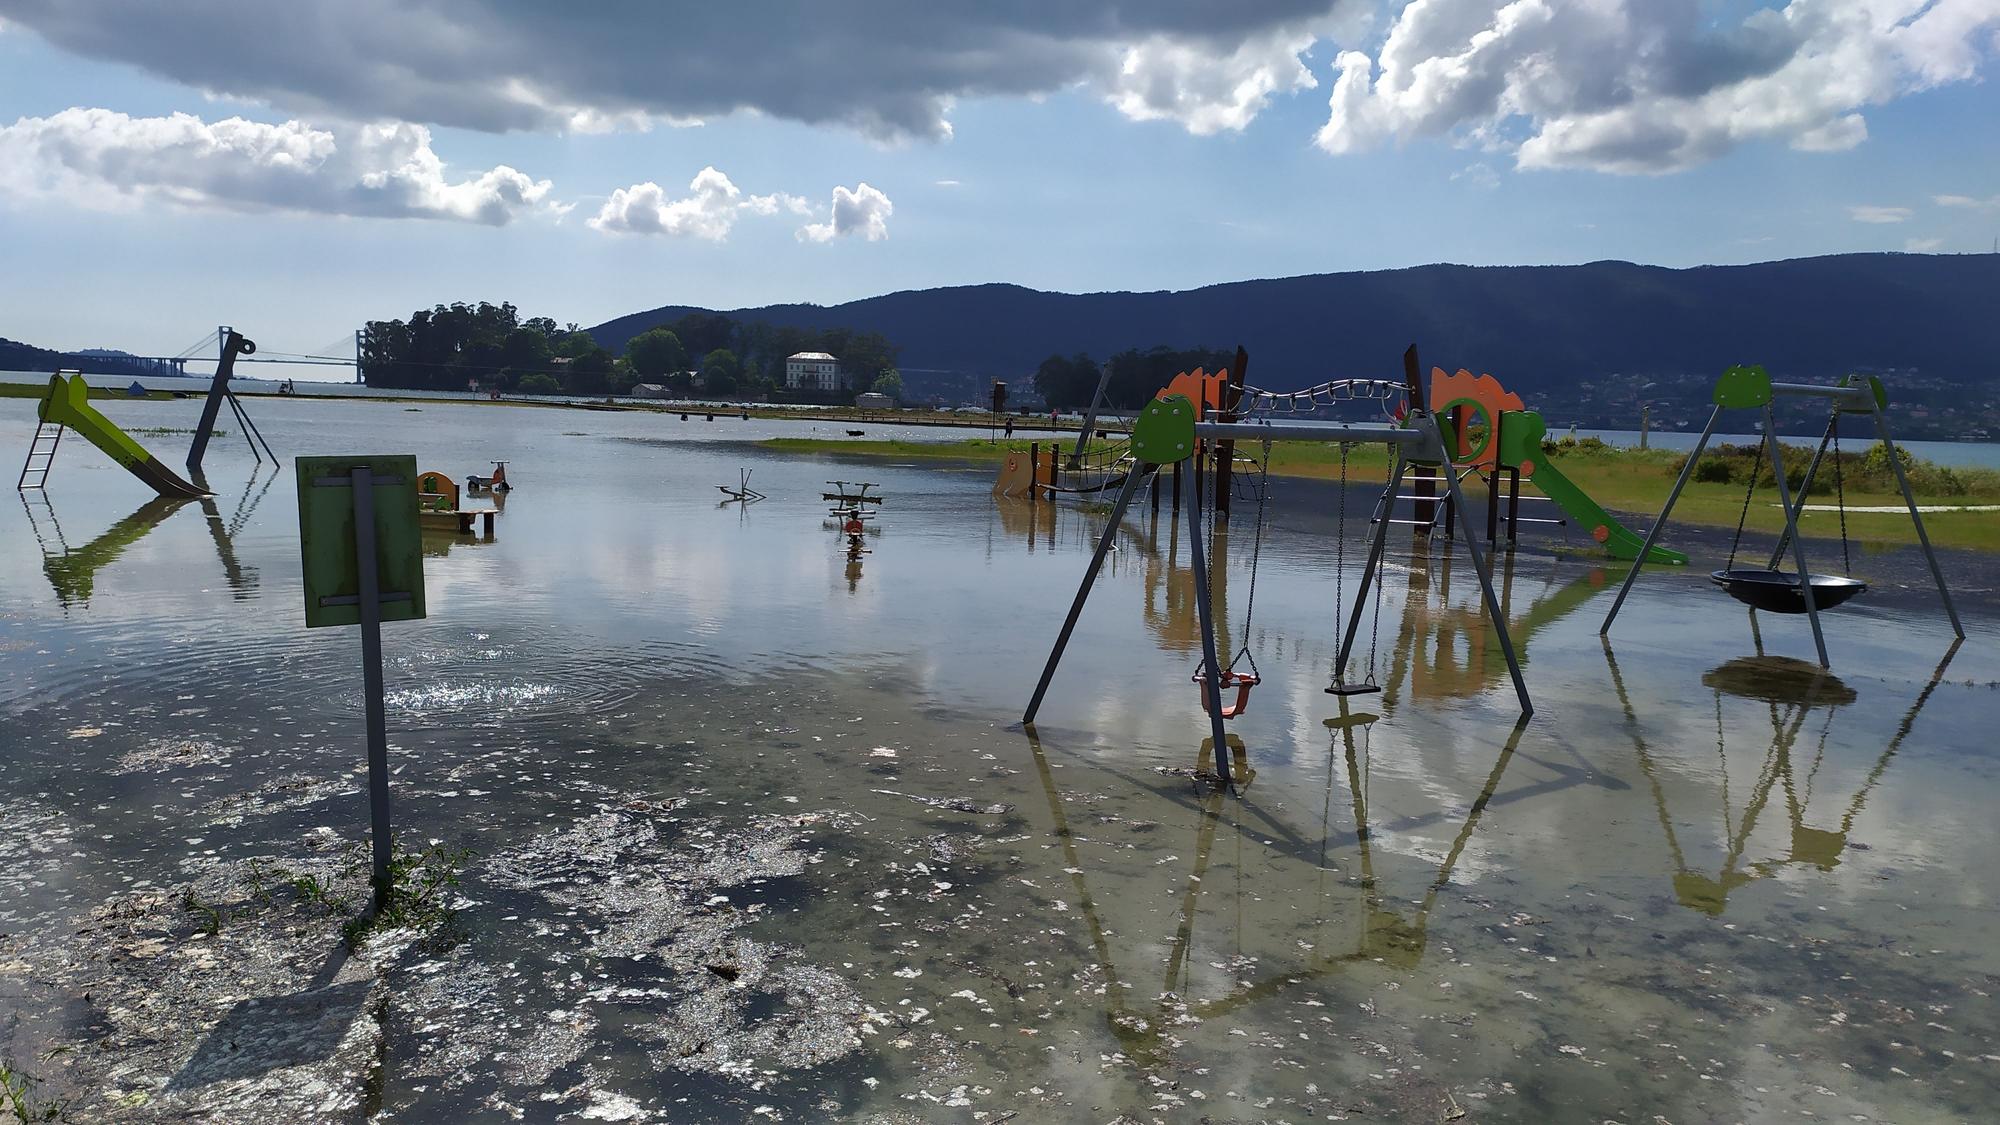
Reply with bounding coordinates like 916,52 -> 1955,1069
592,253 -> 2000,401
0,338 -> 178,380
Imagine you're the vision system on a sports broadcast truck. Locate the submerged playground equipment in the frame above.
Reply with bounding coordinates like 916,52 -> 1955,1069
1000,358 -> 1686,567
17,329 -> 273,499
1601,364 -> 1963,667
1025,346 -> 1534,787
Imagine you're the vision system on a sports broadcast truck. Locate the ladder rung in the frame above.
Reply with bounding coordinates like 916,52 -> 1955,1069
1512,517 -> 1567,525
1375,518 -> 1439,526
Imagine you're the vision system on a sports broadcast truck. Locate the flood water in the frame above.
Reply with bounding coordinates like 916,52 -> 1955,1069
2,395 -> 1997,1123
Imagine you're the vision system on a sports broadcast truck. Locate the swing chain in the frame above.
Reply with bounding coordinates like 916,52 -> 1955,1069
1832,422 -> 1851,575
1726,445 -> 1760,571
1228,440 -> 1273,679
1332,443 -> 1348,682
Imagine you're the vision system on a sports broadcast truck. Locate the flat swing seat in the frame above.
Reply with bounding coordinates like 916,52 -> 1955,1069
1710,569 -> 1868,614
1192,669 -> 1260,719
1325,679 -> 1382,698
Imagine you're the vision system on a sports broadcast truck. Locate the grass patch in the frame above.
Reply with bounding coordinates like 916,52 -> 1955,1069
765,433 -> 2000,552
250,843 -> 471,953
0,1059 -> 64,1122
0,382 -> 174,402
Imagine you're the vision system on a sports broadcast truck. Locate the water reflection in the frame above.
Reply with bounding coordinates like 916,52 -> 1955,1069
25,492 -> 189,607
1022,716 -> 1576,1065
193,464 -> 277,597
1606,634 -> 1960,914
1383,543 -> 1610,705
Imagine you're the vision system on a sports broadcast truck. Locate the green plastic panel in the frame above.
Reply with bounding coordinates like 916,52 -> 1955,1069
1131,394 -> 1198,465
1712,364 -> 1773,409
1495,409 -> 1547,470
296,455 -> 427,629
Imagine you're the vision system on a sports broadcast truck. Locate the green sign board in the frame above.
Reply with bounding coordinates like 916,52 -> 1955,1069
296,455 -> 426,629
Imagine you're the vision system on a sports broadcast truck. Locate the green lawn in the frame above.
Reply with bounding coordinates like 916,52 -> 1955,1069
763,435 -> 2000,552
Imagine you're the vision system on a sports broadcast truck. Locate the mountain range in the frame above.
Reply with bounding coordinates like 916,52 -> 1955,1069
591,253 -> 1999,429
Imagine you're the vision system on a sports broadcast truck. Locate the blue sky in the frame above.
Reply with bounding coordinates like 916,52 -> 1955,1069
1,2 -> 1996,372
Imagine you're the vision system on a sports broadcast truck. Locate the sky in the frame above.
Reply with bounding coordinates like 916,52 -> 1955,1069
0,0 -> 1996,375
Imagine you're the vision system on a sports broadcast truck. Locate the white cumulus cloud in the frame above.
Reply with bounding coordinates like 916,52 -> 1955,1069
0,108 -> 555,223
589,166 -> 806,240
1314,0 -> 2000,174
1103,21 -> 1325,135
1935,192 -> 2000,209
1905,236 -> 1945,251
588,166 -> 818,240
798,183 -> 895,243
1850,204 -> 1914,223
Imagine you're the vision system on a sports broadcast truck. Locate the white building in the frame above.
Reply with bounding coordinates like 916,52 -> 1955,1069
784,351 -> 844,391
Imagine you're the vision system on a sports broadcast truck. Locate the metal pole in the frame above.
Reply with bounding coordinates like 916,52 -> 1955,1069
1171,459 -> 1182,514
1601,403 -> 1724,635
351,466 -> 394,911
1439,444 -> 1533,717
1486,469 -> 1499,546
1870,410 -> 1964,637
188,329 -> 247,474
1506,467 -> 1521,545
1023,466 -> 1150,723
1071,361 -> 1116,465
1763,406 -> 1828,667
1338,453 -> 1408,675
1183,462 -> 1233,786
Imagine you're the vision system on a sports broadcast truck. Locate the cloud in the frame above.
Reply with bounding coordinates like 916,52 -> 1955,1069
1102,21 -> 1325,135
1935,192 -> 2000,209
1451,161 -> 1499,189
588,166 -> 810,240
1849,204 -> 1912,223
934,179 -> 962,187
0,0 -> 1361,141
0,107 -> 554,223
798,183 -> 895,243
1315,0 -> 2000,174
1905,236 -> 1944,251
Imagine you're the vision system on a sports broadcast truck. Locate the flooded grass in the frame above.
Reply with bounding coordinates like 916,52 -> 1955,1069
2,395 -> 1998,1121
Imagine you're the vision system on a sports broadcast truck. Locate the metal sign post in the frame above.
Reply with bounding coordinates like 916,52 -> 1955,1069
296,455 -> 425,911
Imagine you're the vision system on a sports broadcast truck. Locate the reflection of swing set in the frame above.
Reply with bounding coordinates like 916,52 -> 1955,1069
1602,364 -> 1963,666
1020,714 -> 1607,1060
1025,347 -> 1533,787
1604,630 -> 1961,915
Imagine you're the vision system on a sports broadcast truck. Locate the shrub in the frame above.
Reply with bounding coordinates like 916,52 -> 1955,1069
1694,457 -> 1734,484
518,372 -> 562,396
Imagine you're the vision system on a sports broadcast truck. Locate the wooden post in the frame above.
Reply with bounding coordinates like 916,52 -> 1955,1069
1028,442 -> 1038,505
1213,347 -> 1248,520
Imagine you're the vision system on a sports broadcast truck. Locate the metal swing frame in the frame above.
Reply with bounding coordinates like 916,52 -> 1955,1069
1023,347 -> 1533,789
1601,367 -> 1963,667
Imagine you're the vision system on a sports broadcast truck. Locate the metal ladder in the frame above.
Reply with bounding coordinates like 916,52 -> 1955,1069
16,420 -> 65,490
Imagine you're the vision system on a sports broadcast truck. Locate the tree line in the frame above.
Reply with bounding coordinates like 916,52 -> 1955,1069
359,302 -> 902,400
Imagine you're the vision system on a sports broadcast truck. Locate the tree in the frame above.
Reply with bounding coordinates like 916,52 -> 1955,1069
871,369 -> 904,401
554,330 -> 599,360
1034,353 -> 1100,410
563,348 -> 616,395
625,327 -> 687,380
701,348 -> 743,393
518,371 -> 561,395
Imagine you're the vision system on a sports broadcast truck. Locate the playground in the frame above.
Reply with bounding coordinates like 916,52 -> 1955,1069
2,380 -> 1999,1123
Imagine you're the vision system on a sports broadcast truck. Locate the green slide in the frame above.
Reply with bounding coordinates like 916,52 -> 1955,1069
1496,410 -> 1686,565
37,373 -> 210,498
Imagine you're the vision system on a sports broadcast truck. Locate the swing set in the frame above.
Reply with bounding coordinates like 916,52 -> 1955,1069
1023,346 -> 1533,787
1601,364 -> 1963,667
